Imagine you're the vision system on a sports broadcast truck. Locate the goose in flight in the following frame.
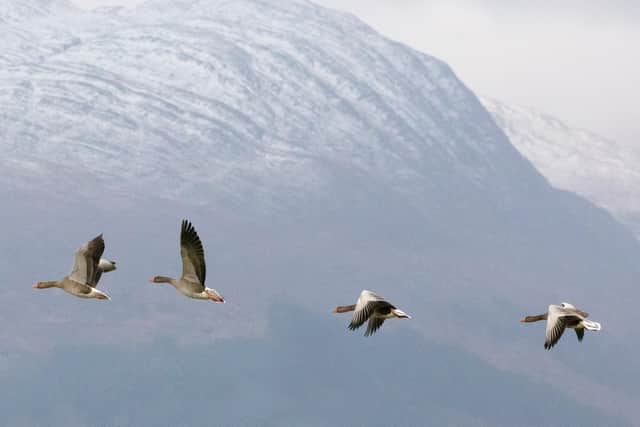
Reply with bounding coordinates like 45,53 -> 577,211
149,220 -> 224,303
333,290 -> 410,336
521,302 -> 601,349
33,234 -> 115,300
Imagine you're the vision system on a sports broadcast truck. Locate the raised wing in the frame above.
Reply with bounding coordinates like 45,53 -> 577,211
69,234 -> 105,286
180,220 -> 206,288
349,290 -> 391,330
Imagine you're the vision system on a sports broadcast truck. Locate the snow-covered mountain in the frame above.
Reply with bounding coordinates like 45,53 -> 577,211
1,0 -> 543,208
2,1 -> 640,425
482,97 -> 640,237
0,0 -> 75,24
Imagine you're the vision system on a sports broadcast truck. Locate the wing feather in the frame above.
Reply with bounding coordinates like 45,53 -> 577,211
180,220 -> 206,289
364,317 -> 385,336
69,234 -> 105,286
348,291 -> 393,331
545,305 -> 584,349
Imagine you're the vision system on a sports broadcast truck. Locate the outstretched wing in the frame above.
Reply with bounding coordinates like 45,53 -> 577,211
545,305 -> 582,350
69,234 -> 105,287
349,290 -> 392,331
365,316 -> 386,336
180,220 -> 206,289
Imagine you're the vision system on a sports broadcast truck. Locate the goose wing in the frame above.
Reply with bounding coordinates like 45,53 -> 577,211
180,220 -> 206,290
94,259 -> 116,286
365,316 -> 386,336
94,269 -> 103,286
69,234 -> 105,287
545,305 -> 583,349
348,290 -> 392,331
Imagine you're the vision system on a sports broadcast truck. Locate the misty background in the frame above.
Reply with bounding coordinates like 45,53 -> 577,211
2,0 -> 639,426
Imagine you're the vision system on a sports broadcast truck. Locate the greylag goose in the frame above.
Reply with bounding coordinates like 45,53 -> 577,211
33,234 -> 114,300
521,302 -> 601,349
333,290 -> 410,336
149,220 -> 224,303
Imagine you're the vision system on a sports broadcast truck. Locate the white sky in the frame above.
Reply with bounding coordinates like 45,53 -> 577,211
70,0 -> 639,145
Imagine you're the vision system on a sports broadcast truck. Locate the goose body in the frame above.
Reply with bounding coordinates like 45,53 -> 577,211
33,234 -> 114,300
521,302 -> 601,349
150,220 -> 224,303
333,290 -> 410,336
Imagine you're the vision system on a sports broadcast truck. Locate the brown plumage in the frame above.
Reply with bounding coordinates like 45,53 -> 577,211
333,290 -> 411,336
149,219 -> 224,303
33,234 -> 113,300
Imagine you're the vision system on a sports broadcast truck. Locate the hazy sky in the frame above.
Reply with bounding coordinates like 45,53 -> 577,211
70,0 -> 639,145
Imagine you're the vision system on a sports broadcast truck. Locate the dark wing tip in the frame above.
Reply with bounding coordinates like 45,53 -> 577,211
364,317 -> 385,337
179,219 -> 206,284
87,234 -> 106,259
180,220 -> 201,245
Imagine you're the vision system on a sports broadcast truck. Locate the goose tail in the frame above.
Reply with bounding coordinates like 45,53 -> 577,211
582,319 -> 601,331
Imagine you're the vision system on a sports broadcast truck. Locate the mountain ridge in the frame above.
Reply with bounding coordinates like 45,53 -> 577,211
482,96 -> 640,237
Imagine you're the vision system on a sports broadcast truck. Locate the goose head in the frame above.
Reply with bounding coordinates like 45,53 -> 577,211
33,281 -> 59,289
149,276 -> 175,285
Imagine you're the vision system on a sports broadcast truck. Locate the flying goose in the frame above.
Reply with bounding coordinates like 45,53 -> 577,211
149,220 -> 224,303
33,234 -> 115,300
521,302 -> 601,349
333,290 -> 410,336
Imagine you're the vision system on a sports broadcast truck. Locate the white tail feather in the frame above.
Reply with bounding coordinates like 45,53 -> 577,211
582,320 -> 601,331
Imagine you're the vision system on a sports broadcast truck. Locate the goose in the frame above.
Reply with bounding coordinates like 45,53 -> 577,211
33,234 -> 114,300
520,302 -> 601,349
149,219 -> 224,303
333,290 -> 410,336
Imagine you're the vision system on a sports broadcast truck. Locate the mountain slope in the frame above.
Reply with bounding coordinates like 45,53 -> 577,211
482,97 -> 640,237
1,0 -> 543,207
0,0 -> 75,24
2,0 -> 640,424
